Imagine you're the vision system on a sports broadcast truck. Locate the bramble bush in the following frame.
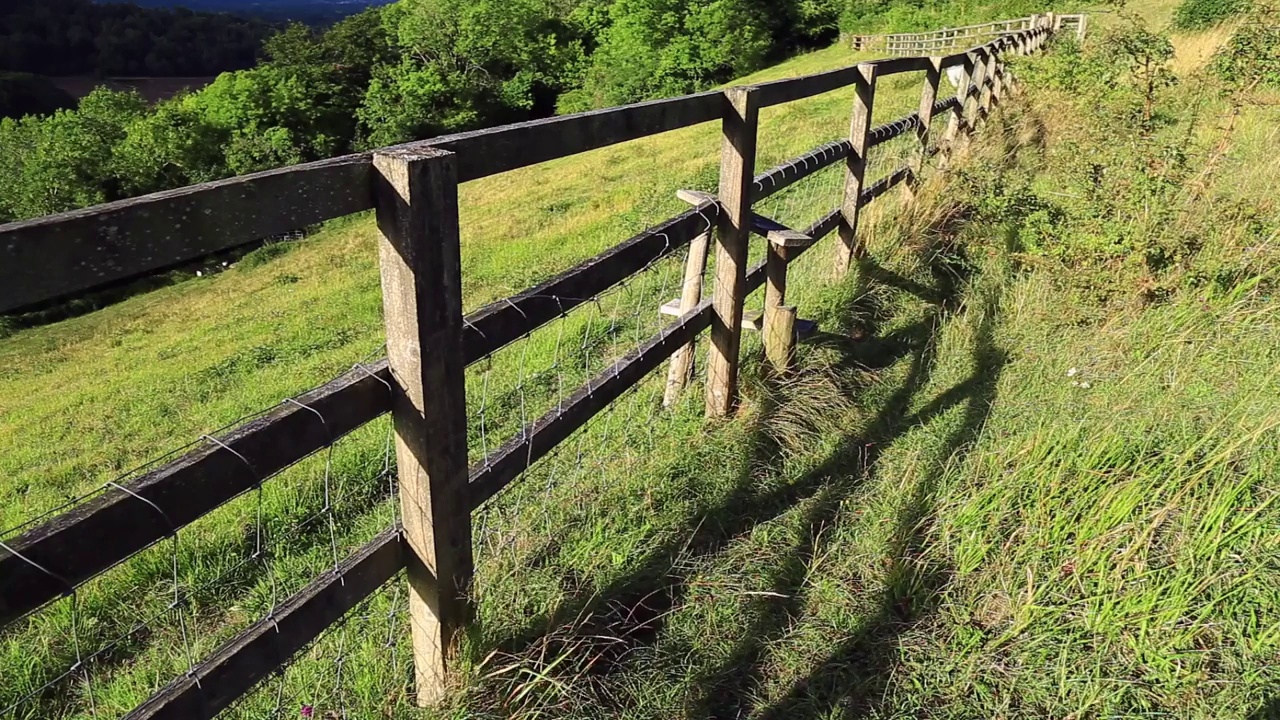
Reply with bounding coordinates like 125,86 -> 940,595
1172,0 -> 1251,29
989,17 -> 1280,306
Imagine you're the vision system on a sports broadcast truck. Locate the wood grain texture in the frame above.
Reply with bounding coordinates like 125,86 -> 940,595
0,200 -> 720,630
940,54 -> 976,168
373,147 -> 472,705
765,305 -> 797,374
755,65 -> 861,108
706,86 -> 760,418
663,229 -> 712,407
0,94 -> 722,314
1,19 -> 1063,315
400,92 -> 721,183
906,57 -> 943,202
834,64 -> 876,277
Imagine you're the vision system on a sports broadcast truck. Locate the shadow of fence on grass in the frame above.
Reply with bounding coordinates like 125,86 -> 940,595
464,222 -> 1009,717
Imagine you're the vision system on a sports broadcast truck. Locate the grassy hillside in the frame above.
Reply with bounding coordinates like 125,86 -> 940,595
3,6 -> 1280,718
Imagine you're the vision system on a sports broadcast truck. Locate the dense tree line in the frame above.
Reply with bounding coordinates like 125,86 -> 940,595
0,0 -> 276,77
8,0 -> 1065,224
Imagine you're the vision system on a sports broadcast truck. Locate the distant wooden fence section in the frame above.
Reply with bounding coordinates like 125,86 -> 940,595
848,12 -> 1087,56
0,16 -> 1069,717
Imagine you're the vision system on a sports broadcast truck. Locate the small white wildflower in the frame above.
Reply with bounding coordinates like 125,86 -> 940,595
196,270 -> 203,277
1071,381 -> 1080,388
1080,382 -> 1091,389
222,261 -> 229,267
1067,367 -> 1079,377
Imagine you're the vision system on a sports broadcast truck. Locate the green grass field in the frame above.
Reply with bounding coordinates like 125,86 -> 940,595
3,3 -> 1280,717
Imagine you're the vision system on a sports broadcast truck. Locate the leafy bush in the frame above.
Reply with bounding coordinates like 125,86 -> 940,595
1172,0 -> 1251,29
1211,4 -> 1280,87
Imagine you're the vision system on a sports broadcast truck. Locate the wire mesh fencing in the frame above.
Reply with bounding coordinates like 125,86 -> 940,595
466,234 -> 706,569
0,356 -> 402,720
218,572 -> 414,720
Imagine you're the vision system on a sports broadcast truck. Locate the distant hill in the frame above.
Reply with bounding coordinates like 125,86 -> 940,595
2,0 -> 277,77
116,0 -> 395,24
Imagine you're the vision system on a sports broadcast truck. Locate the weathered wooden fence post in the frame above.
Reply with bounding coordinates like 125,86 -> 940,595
705,86 -> 760,418
834,63 -> 877,277
992,41 -> 1007,103
939,53 -> 975,169
663,229 -> 711,407
980,46 -> 999,120
372,146 -> 473,706
964,50 -> 986,133
905,56 -> 942,203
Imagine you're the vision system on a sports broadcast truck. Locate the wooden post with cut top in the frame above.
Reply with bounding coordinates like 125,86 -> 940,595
762,223 -> 809,374
705,86 -> 760,418
834,63 -> 877,277
372,146 -> 473,706
905,56 -> 942,204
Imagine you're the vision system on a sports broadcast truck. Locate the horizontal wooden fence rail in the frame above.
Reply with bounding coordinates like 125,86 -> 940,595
1,20 -> 1066,718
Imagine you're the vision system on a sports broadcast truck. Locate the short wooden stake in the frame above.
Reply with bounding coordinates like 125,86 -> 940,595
706,86 -> 760,418
763,241 -> 793,373
372,147 -> 473,706
765,305 -> 797,374
663,229 -> 711,407
835,63 -> 877,277
905,57 -> 942,204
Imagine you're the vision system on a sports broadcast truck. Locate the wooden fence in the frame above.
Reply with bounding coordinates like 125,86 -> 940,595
0,17 -> 1064,717
849,12 -> 1087,56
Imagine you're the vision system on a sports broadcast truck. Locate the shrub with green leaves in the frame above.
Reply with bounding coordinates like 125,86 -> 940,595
1211,4 -> 1280,87
1172,0 -> 1251,29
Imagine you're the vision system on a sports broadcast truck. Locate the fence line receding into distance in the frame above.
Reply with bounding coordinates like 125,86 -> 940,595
847,12 -> 1087,55
0,14 -> 1070,717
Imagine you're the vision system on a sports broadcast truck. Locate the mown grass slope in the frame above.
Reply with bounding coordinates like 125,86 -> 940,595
3,6 -> 1280,718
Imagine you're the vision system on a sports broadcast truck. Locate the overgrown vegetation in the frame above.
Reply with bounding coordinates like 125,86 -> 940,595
1172,0 -> 1250,28
1211,2 -> 1280,86
3,2 -> 1280,717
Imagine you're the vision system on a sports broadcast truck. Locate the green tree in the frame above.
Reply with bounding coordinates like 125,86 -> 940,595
114,96 -> 228,195
359,0 -> 585,146
0,88 -> 145,221
561,0 -> 773,111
